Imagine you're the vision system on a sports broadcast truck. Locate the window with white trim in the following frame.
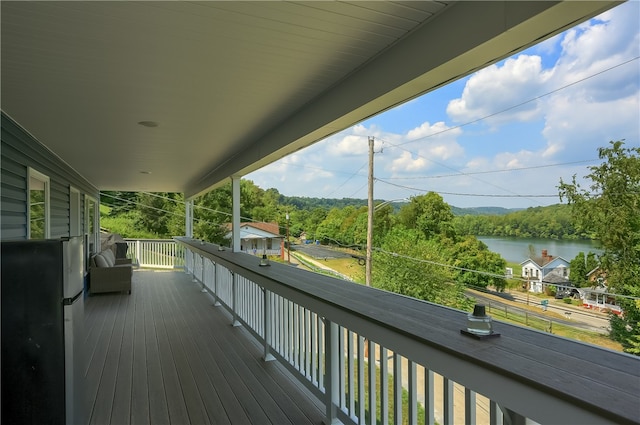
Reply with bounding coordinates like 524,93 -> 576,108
28,168 -> 50,239
85,196 -> 99,254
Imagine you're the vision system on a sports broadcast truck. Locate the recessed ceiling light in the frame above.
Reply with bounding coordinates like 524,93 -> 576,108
138,121 -> 158,128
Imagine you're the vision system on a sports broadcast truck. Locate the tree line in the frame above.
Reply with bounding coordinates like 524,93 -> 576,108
452,204 -> 588,239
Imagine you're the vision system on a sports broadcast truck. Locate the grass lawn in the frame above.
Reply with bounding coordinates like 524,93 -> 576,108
324,257 -> 365,284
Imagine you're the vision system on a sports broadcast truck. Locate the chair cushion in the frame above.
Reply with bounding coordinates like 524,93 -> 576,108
93,254 -> 109,268
102,249 -> 116,267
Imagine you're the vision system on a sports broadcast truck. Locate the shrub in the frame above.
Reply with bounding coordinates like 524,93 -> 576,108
563,297 -> 573,304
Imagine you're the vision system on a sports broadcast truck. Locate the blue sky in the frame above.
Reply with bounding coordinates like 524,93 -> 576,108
248,2 -> 640,209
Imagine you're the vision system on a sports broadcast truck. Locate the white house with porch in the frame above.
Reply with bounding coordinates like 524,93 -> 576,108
520,250 -> 570,293
225,222 -> 283,257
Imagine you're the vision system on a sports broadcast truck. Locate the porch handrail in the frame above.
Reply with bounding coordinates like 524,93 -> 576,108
176,237 -> 639,425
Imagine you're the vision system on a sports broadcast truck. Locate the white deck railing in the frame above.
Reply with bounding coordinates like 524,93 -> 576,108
177,237 -> 639,425
125,239 -> 185,269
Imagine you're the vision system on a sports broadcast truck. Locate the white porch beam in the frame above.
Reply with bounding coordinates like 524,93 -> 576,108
232,177 -> 241,253
185,199 -> 193,238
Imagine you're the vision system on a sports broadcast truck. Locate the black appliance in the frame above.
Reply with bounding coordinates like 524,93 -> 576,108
2,237 -> 86,424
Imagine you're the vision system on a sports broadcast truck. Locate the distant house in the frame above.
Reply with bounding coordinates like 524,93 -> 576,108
587,266 -> 607,285
225,222 -> 284,256
582,282 -> 622,315
520,250 -> 570,293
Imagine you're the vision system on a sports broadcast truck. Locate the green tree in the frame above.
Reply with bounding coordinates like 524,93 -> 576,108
137,192 -> 184,237
569,252 -> 599,287
446,236 -> 507,291
559,141 -> 640,354
398,192 -> 454,239
372,227 -> 470,309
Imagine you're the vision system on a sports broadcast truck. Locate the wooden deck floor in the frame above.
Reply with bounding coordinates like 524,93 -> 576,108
83,269 -> 324,425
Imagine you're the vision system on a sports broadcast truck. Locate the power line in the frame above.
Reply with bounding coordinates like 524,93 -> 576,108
375,178 -> 559,198
381,159 -> 600,180
325,159 -> 368,198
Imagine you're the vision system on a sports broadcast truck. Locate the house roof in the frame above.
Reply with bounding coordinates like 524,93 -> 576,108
225,222 -> 283,239
0,1 -> 619,198
541,274 -> 572,285
520,256 -> 570,268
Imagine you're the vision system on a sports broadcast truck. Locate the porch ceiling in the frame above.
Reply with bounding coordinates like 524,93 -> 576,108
1,1 -> 619,198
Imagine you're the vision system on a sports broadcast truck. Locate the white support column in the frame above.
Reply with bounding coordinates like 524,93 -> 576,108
185,199 -> 194,238
232,176 -> 241,252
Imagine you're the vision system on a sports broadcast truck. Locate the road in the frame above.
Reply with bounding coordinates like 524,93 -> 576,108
467,289 -> 610,334
291,243 -> 354,260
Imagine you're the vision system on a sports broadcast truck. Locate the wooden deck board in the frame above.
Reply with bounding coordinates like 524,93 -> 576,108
83,269 -> 324,425
130,290 -> 150,425
110,290 -> 135,425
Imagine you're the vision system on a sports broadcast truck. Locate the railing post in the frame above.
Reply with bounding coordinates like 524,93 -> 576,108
263,288 -> 275,362
136,240 -> 141,266
324,319 -> 339,425
231,272 -> 241,327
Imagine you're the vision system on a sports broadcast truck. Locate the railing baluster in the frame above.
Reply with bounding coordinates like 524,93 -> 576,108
465,388 -> 477,425
348,330 -> 355,419
358,335 -> 364,424
305,308 -> 311,380
408,360 -> 417,425
425,368 -> 435,425
263,288 -> 274,361
339,326 -> 346,411
324,319 -> 339,425
380,346 -> 388,425
393,353 -> 402,425
368,339 -> 376,425
298,305 -> 304,371
443,377 -> 454,425
311,311 -> 317,385
231,272 -> 240,327
318,316 -> 324,391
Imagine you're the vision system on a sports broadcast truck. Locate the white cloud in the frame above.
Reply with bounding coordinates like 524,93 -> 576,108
389,151 -> 427,173
330,134 -> 369,156
447,54 -> 549,126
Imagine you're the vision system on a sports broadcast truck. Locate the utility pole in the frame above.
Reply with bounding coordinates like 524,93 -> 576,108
366,136 -> 374,286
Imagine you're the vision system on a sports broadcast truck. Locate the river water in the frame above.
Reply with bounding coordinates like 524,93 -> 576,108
477,236 -> 603,264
